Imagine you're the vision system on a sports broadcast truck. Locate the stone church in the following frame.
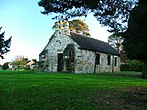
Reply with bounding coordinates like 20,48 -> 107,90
39,19 -> 120,73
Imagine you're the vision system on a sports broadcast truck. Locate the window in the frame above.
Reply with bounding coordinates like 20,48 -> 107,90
95,54 -> 100,65
114,57 -> 117,66
107,55 -> 111,65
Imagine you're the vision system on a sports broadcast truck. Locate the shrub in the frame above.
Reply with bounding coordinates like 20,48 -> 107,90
128,60 -> 144,72
120,63 -> 130,71
120,60 -> 144,72
2,62 -> 9,70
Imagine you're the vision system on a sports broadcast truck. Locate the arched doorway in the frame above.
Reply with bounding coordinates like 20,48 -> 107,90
63,44 -> 75,73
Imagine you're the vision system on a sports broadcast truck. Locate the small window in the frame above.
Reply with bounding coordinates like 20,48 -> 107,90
107,55 -> 111,65
114,57 -> 117,66
95,54 -> 100,65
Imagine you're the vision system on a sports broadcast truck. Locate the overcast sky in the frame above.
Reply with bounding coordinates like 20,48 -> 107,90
0,0 -> 111,64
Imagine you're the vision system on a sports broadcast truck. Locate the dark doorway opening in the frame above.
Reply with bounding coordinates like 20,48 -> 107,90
57,53 -> 63,72
63,44 -> 75,73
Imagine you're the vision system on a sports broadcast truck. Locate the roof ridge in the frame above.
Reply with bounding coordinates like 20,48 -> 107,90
70,32 -> 108,44
69,32 -> 119,56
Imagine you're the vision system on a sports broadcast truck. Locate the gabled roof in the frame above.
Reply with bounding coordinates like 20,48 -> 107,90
69,32 -> 120,56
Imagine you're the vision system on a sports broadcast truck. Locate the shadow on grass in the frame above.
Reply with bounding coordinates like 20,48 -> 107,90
89,87 -> 147,110
95,71 -> 142,78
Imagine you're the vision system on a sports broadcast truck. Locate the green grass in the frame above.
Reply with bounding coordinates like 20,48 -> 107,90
0,70 -> 147,110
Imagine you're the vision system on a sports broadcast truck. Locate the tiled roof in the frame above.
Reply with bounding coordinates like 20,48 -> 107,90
70,32 -> 120,56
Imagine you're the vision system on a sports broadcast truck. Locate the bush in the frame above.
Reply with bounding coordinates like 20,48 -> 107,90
2,62 -> 9,70
120,64 -> 130,71
128,60 -> 144,72
120,60 -> 144,72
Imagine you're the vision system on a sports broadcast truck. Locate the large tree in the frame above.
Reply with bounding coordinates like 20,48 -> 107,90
0,27 -> 12,59
38,0 -> 147,78
38,0 -> 136,32
123,0 -> 147,78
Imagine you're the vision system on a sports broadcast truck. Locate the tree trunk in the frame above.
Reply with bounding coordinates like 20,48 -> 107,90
141,60 -> 147,78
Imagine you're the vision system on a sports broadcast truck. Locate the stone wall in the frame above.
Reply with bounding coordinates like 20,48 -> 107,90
95,53 -> 120,72
74,49 -> 95,73
74,50 -> 120,73
39,46 -> 49,72
47,29 -> 75,72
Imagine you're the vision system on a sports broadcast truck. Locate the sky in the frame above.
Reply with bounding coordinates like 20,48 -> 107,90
0,0 -> 111,64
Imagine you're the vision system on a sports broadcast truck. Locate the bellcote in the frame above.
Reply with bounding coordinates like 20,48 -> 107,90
54,19 -> 70,35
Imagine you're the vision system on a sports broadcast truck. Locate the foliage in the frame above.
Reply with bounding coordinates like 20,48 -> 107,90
108,33 -> 123,51
108,33 -> 127,63
12,56 -> 28,70
120,59 -> 144,72
38,0 -> 137,32
122,1 -> 147,78
0,27 -> 12,59
69,19 -> 90,36
2,62 -> 9,70
0,71 -> 146,110
128,60 -> 144,72
120,63 -> 130,71
122,1 -> 147,61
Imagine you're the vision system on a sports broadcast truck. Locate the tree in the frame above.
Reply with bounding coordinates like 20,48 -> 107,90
38,0 -> 136,32
108,33 -> 126,63
69,19 -> 90,36
123,0 -> 147,78
2,62 -> 9,70
108,33 -> 123,52
12,56 -> 28,70
53,19 -> 90,36
0,27 -> 12,59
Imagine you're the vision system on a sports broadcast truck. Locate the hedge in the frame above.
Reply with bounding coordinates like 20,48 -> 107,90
120,60 -> 144,72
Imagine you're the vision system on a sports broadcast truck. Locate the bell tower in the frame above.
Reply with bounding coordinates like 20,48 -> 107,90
54,19 -> 70,35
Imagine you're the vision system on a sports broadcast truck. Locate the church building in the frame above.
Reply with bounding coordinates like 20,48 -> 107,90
39,19 -> 120,73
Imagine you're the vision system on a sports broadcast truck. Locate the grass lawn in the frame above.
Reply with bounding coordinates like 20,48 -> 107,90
0,70 -> 147,110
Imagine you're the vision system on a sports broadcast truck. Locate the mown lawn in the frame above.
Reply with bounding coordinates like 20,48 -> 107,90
0,70 -> 147,110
